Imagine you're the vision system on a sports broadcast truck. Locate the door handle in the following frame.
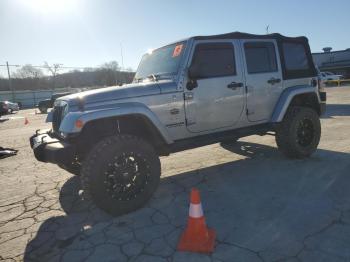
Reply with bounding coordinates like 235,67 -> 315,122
267,78 -> 281,85
227,82 -> 243,90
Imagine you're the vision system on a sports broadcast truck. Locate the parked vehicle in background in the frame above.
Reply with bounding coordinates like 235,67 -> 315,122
37,92 -> 72,113
319,71 -> 344,81
0,102 -> 7,116
0,101 -> 19,115
30,32 -> 326,216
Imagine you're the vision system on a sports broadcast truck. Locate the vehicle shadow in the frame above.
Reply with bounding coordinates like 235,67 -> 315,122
24,142 -> 350,261
322,104 -> 350,118
220,140 -> 280,159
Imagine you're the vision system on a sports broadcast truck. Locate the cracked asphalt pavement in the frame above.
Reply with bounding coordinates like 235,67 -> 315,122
1,87 -> 350,262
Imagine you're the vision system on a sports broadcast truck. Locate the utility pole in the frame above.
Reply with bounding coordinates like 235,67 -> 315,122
6,61 -> 15,102
120,43 -> 124,70
266,25 -> 270,35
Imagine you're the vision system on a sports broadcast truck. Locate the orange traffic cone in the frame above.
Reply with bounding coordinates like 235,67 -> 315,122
177,188 -> 216,253
24,117 -> 29,125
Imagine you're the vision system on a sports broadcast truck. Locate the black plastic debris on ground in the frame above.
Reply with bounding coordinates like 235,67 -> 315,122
0,147 -> 18,159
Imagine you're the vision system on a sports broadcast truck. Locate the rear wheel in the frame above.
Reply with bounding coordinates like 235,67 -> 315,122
276,106 -> 321,158
81,135 -> 160,216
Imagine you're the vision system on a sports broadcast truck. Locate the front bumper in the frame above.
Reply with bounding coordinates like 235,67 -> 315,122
29,130 -> 76,165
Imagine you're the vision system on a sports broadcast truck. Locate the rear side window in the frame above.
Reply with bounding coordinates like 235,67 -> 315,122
190,43 -> 236,79
244,42 -> 277,74
283,43 -> 308,70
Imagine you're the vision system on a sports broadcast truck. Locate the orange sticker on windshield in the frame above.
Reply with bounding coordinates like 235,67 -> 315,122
173,44 -> 183,57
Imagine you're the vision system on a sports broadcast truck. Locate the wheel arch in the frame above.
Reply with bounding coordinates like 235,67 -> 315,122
271,85 -> 321,122
76,113 -> 171,158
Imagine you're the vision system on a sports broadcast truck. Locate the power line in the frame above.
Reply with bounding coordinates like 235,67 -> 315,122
0,64 -> 20,67
120,43 -> 124,69
0,64 -> 98,69
5,62 -> 15,101
0,64 -> 133,72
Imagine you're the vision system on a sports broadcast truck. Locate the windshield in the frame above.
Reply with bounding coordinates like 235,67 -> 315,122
134,41 -> 186,81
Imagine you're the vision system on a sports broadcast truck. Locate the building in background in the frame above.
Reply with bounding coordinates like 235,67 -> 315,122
312,47 -> 350,78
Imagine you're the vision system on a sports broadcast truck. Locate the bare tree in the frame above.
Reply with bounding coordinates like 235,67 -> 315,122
99,61 -> 121,86
101,61 -> 120,71
125,67 -> 134,72
11,64 -> 44,90
83,67 -> 95,72
13,64 -> 44,79
44,62 -> 62,89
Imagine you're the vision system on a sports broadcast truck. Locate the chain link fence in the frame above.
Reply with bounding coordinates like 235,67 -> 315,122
0,87 -> 89,108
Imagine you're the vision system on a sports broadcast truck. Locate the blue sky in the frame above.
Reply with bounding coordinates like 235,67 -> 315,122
1,0 -> 350,75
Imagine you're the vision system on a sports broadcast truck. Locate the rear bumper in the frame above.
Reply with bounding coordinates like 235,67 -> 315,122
29,130 -> 76,165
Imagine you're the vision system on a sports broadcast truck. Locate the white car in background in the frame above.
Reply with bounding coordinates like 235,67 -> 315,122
319,71 -> 344,81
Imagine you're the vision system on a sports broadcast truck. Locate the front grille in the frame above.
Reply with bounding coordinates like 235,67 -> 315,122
52,106 -> 64,132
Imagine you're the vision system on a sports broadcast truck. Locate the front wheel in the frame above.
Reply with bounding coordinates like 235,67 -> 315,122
276,106 -> 321,158
58,161 -> 81,176
81,135 -> 161,216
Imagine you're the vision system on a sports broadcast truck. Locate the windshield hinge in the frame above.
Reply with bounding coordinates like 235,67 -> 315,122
183,92 -> 193,101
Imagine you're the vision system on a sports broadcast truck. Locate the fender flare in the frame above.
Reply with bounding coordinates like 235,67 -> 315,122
59,102 -> 173,144
271,85 -> 320,122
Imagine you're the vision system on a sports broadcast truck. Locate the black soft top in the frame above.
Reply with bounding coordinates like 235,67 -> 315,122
191,32 -> 317,80
192,31 -> 307,42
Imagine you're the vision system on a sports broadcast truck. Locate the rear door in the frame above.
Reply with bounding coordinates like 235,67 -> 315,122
242,40 -> 283,122
184,41 -> 245,133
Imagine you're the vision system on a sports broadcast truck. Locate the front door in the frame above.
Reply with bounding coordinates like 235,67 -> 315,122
242,40 -> 283,122
184,41 -> 245,133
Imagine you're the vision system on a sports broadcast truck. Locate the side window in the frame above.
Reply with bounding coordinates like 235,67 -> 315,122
244,42 -> 277,74
190,43 -> 236,79
282,42 -> 309,70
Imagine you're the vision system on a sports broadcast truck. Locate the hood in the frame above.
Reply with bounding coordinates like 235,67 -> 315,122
58,82 -> 161,106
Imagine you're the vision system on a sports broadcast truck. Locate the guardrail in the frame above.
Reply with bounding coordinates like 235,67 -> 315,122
324,79 -> 350,87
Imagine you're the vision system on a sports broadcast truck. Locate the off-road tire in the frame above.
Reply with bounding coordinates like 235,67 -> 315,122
81,135 -> 161,216
276,106 -> 321,158
39,106 -> 47,114
58,162 -> 81,176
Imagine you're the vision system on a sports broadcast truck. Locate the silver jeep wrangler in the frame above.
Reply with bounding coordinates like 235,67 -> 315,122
30,32 -> 326,215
